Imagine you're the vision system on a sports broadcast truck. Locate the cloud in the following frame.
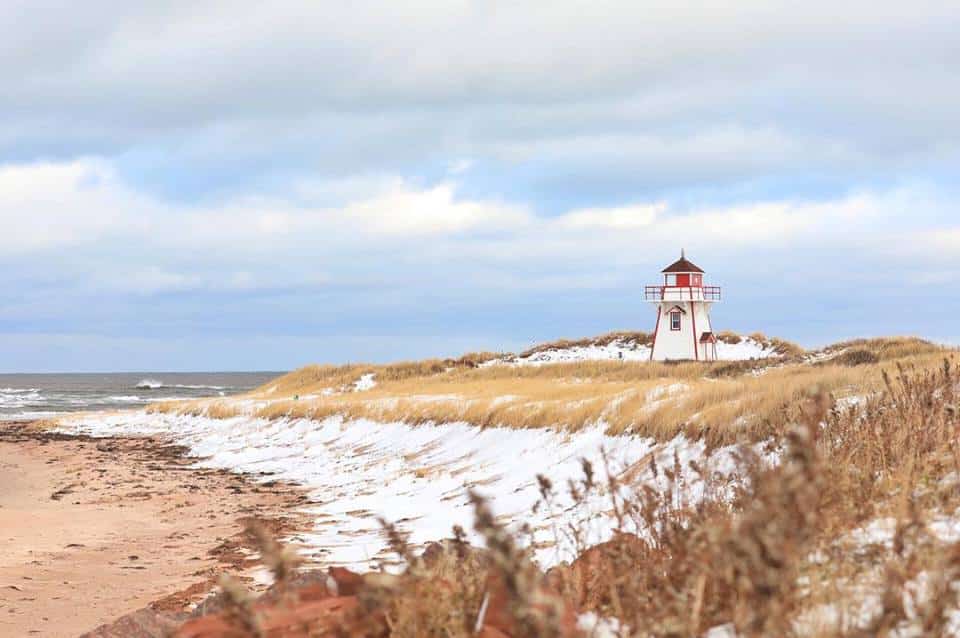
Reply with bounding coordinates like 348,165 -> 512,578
1,1 -> 957,203
0,159 -> 158,254
557,203 -> 664,231
342,183 -> 532,236
0,157 -> 952,291
1,2 -> 959,369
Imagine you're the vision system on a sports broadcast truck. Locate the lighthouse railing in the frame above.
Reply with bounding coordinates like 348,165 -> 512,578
644,286 -> 722,302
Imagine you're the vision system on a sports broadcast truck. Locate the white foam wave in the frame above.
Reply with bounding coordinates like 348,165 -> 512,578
134,379 -> 226,391
170,384 -> 228,390
0,390 -> 42,407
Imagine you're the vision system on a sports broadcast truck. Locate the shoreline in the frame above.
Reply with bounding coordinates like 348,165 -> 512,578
0,420 -> 314,637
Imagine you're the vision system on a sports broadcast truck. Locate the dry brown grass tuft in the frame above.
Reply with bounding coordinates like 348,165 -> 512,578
717,330 -> 743,344
825,336 -> 943,361
832,347 -> 881,367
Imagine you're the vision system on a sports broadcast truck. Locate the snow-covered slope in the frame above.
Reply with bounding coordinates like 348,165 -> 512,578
54,410 -> 754,570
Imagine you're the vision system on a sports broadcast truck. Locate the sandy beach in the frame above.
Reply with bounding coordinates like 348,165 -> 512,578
0,422 -> 312,638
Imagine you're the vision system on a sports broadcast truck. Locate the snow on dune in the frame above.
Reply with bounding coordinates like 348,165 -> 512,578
352,372 -> 377,392
54,410 -> 752,570
511,340 -> 652,364
497,336 -> 780,366
715,338 -> 781,360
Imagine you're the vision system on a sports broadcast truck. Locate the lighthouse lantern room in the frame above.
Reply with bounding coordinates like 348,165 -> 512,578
645,251 -> 721,361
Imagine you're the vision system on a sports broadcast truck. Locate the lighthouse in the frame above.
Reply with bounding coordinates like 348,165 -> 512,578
646,251 -> 721,361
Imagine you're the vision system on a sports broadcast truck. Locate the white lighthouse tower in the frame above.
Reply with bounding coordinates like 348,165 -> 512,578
646,251 -> 721,361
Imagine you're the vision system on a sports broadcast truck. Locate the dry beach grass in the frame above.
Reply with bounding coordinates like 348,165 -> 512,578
152,335 -> 950,448
173,351 -> 960,637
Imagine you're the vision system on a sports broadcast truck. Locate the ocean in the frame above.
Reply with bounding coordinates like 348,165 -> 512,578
0,371 -> 282,421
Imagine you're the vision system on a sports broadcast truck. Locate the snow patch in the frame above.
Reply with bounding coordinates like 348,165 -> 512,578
353,373 -> 377,392
715,338 -> 781,360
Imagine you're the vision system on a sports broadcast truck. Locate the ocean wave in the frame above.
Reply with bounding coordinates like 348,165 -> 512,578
0,391 -> 42,406
171,384 -> 228,390
107,395 -> 146,402
0,387 -> 41,393
134,379 -> 227,391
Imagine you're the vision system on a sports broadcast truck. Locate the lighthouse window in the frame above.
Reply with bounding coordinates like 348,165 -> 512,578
670,311 -> 682,331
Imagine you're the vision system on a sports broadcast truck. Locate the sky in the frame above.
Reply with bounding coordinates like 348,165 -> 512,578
1,1 -> 959,372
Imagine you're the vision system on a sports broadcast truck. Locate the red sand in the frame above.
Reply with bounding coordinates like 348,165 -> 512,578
0,422 -> 311,637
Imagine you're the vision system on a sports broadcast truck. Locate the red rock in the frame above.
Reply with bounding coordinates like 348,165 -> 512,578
294,582 -> 337,602
174,595 -> 359,638
481,569 -> 580,638
327,566 -> 364,596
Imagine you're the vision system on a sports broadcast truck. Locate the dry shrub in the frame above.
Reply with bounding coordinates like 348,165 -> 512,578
452,351 -> 502,368
744,331 -> 805,357
826,336 -> 943,362
548,358 -> 960,635
821,359 -> 959,521
707,358 -> 776,378
717,330 -> 743,345
365,502 -> 573,638
352,522 -> 490,638
833,348 -> 880,367
540,394 -> 827,637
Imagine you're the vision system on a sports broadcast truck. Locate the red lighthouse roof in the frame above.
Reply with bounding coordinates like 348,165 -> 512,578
661,250 -> 705,274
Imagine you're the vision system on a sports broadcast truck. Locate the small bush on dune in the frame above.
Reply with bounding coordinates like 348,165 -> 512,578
707,358 -> 772,378
833,348 -> 880,367
450,351 -> 502,368
717,330 -> 743,344
767,337 -> 805,357
825,336 -> 941,361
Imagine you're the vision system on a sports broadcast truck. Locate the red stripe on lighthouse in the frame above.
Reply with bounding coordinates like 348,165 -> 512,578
690,299 -> 699,361
650,306 -> 662,361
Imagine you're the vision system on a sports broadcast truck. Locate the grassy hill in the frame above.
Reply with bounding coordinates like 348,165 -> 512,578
152,334 -> 949,447
152,333 -> 960,637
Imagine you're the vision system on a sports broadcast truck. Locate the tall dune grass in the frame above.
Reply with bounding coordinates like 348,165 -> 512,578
149,336 -> 956,448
